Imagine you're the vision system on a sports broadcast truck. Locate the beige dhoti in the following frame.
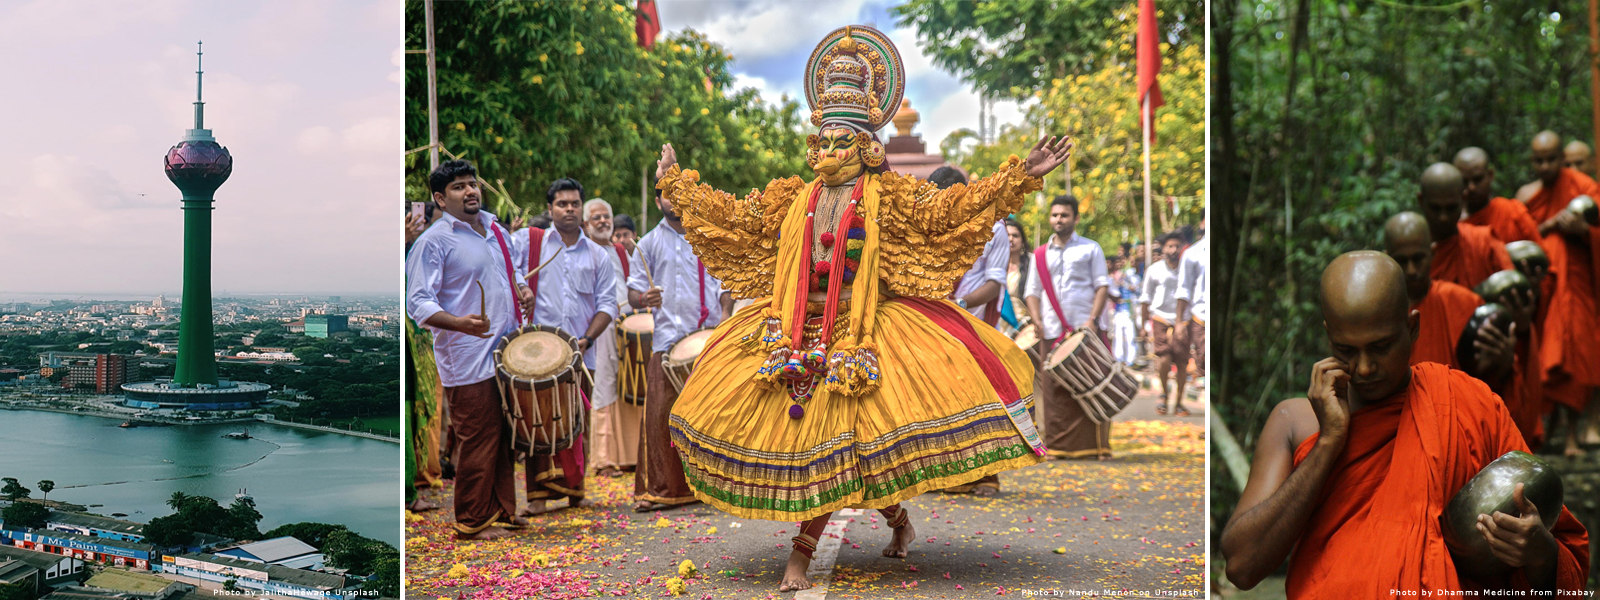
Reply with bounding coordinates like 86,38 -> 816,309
588,320 -> 640,471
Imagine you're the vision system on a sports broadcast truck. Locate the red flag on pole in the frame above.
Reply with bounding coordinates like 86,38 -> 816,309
636,0 -> 661,50
1136,0 -> 1164,145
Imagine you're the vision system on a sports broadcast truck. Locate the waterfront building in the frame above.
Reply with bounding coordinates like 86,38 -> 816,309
213,537 -> 322,570
161,553 -> 351,600
4,528 -> 160,571
42,512 -> 145,543
43,570 -> 194,600
0,544 -> 88,591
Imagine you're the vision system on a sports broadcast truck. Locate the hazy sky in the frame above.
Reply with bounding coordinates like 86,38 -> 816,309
0,0 -> 400,296
658,0 -> 1024,153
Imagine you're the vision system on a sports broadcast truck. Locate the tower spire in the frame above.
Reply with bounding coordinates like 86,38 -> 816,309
193,41 -> 204,130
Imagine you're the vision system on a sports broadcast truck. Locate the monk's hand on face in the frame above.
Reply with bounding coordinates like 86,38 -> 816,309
1473,321 -> 1516,380
1476,482 -> 1558,571
655,143 -> 678,180
1307,357 -> 1352,445
1024,136 -> 1074,179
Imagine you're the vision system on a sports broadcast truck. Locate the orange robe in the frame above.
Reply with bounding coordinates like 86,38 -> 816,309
1408,280 -> 1481,370
1431,223 -> 1513,291
1523,167 -> 1600,410
1463,197 -> 1540,243
1507,331 -> 1545,450
1287,363 -> 1590,596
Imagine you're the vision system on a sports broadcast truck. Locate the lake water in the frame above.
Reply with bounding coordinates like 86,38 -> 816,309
0,410 -> 399,546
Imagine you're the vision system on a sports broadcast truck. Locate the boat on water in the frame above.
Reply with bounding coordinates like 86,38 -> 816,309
234,488 -> 253,503
119,421 -> 136,428
222,427 -> 250,440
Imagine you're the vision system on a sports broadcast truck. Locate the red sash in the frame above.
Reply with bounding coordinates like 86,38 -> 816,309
522,227 -> 546,316
696,258 -> 709,327
1034,245 -> 1071,350
614,243 -> 631,279
490,223 -> 524,324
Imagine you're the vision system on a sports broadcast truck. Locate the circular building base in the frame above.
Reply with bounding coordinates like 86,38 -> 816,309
121,380 -> 270,411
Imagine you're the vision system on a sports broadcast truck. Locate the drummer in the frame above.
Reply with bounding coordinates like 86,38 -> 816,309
1218,251 -> 1589,594
406,159 -> 534,540
1141,232 -> 1190,416
581,197 -> 641,478
930,166 -> 1009,496
627,186 -> 733,512
510,178 -> 618,516
1023,194 -> 1114,460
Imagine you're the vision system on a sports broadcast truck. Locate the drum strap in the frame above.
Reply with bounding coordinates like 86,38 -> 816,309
524,227 -> 547,315
491,223 -> 524,324
614,243 -> 631,280
1034,245 -> 1071,350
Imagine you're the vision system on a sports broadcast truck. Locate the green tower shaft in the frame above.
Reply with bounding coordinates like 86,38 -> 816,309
174,191 -> 217,385
165,41 -> 232,387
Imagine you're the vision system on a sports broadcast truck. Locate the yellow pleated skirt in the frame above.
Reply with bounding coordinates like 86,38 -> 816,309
668,298 -> 1044,522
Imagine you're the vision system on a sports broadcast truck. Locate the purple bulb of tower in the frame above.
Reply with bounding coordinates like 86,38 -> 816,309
164,140 -> 233,196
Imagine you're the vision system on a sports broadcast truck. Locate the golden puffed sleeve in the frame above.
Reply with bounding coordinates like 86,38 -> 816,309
659,165 -> 804,299
876,155 -> 1042,299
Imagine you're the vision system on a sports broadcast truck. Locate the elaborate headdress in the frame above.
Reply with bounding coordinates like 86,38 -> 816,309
804,26 -> 905,136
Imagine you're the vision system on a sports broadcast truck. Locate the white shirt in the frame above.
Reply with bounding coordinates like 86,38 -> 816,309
1023,232 -> 1110,341
406,210 -> 526,387
1175,236 -> 1207,323
510,227 -> 619,366
627,224 -> 726,353
953,221 -> 1009,324
1139,258 -> 1182,324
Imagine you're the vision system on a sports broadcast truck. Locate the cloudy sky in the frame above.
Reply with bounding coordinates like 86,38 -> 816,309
658,0 -> 1024,153
0,0 -> 399,297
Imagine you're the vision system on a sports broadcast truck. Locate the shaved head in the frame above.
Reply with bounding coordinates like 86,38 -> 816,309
1321,251 -> 1418,403
1532,131 -> 1564,185
1565,140 -> 1594,176
1417,162 -> 1465,242
1453,147 -> 1495,212
1383,212 -> 1434,301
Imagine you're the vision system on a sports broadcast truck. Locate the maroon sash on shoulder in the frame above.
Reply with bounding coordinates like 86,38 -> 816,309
1034,245 -> 1071,351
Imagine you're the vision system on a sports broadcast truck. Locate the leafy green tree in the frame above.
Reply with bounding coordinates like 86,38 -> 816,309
0,582 -> 35,600
1,502 -> 49,529
166,492 -> 188,511
404,0 -> 807,225
323,529 -> 381,574
141,515 -> 195,548
1,478 -> 29,501
893,0 -> 1203,101
35,481 -> 53,502
366,553 -> 401,598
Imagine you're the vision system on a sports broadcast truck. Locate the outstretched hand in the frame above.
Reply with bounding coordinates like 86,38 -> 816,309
1024,136 -> 1074,178
655,143 -> 678,180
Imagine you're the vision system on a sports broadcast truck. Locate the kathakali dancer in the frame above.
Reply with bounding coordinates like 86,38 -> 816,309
652,26 -> 1072,592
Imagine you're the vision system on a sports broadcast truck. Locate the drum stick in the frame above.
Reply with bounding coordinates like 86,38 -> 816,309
523,245 -> 565,280
468,281 -> 492,338
638,251 -> 658,314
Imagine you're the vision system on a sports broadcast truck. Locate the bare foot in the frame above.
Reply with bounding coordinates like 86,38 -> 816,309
407,498 -> 440,512
633,500 -> 665,512
972,485 -> 999,497
778,549 -> 813,592
1565,438 -> 1585,458
520,501 -> 560,518
570,498 -> 594,508
882,520 -> 915,558
455,526 -> 513,540
596,467 -> 622,478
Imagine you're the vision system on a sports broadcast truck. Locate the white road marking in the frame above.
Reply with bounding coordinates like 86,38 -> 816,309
793,508 -> 862,600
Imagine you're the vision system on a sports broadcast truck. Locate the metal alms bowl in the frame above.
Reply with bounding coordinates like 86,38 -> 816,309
1441,451 -> 1564,575
1504,240 -> 1549,275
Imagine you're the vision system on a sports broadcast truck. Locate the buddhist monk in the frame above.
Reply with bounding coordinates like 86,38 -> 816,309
1518,130 -> 1600,457
1419,163 -> 1513,290
1455,147 -> 1540,244
1383,212 -> 1513,379
1564,140 -> 1594,178
1219,251 -> 1590,595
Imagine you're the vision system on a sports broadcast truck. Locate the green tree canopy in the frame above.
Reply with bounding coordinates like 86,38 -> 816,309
1,478 -> 29,502
1,502 -> 49,530
405,0 -> 807,228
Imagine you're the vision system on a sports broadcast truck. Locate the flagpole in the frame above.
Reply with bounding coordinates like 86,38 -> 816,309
1143,94 -> 1153,271
424,0 -> 439,171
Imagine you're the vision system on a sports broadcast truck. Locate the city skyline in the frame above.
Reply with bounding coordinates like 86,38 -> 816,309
0,0 -> 400,295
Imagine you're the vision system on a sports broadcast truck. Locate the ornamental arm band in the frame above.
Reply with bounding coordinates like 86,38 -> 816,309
661,165 -> 804,299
